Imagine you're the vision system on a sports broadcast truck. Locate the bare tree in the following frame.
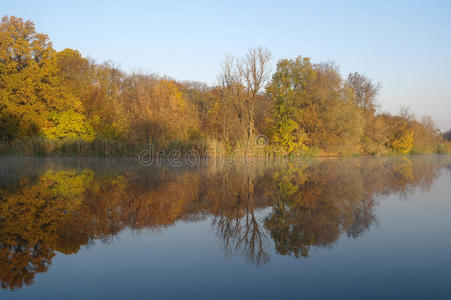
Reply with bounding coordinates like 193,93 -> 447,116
219,55 -> 247,141
347,72 -> 381,111
398,105 -> 415,122
212,168 -> 269,265
219,47 -> 272,145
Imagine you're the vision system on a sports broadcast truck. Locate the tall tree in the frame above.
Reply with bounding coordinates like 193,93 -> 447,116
219,47 -> 271,145
0,16 -> 80,139
266,57 -> 315,152
122,74 -> 198,146
267,57 -> 364,153
346,72 -> 380,112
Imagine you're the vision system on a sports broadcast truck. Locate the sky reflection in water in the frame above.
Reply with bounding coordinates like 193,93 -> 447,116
1,155 -> 451,299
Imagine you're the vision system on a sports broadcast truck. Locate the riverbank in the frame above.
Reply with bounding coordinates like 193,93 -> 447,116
1,137 -> 450,157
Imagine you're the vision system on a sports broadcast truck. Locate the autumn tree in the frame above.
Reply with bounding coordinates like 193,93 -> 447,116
87,61 -> 126,139
410,116 -> 441,153
266,57 -> 314,152
55,49 -> 126,139
346,72 -> 380,111
122,74 -> 199,146
389,111 -> 414,154
0,15 -> 448,156
43,110 -> 94,141
178,81 -> 212,130
55,48 -> 92,100
311,62 -> 363,153
346,72 -> 386,153
179,82 -> 241,143
0,16 -> 81,139
267,57 -> 364,154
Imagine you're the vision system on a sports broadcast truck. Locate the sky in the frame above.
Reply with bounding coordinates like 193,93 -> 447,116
2,0 -> 451,131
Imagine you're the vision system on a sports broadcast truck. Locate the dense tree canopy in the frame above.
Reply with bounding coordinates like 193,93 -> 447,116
0,16 -> 81,139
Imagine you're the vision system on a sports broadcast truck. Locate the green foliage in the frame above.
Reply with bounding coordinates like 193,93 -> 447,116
266,57 -> 315,152
267,57 -> 364,154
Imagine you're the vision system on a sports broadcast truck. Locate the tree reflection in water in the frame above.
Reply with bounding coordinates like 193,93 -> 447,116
0,156 -> 449,290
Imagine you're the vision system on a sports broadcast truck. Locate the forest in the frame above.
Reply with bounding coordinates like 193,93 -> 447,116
1,15 -> 450,156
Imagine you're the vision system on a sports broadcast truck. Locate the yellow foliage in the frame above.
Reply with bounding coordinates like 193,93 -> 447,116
0,16 -> 82,138
43,110 -> 95,141
392,128 -> 414,154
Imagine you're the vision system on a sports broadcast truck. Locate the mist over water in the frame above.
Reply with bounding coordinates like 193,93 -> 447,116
1,155 -> 451,299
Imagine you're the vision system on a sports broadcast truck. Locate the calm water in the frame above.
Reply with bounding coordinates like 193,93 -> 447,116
1,155 -> 451,300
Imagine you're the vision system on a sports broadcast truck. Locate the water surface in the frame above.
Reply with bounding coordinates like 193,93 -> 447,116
1,155 -> 451,299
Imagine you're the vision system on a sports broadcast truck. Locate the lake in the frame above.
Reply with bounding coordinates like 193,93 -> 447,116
1,155 -> 451,299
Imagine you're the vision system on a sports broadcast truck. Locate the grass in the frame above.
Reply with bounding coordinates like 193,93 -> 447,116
1,137 -> 450,157
0,137 -> 134,156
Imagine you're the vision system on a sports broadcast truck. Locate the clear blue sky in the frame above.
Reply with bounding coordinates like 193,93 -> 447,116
2,0 -> 451,131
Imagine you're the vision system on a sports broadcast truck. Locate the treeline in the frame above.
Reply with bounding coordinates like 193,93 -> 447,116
0,16 -> 450,156
444,130 -> 451,141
